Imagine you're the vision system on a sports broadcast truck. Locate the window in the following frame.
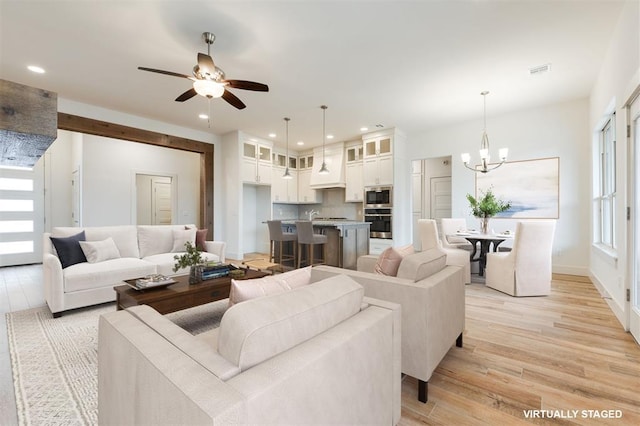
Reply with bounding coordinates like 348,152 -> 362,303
595,114 -> 616,249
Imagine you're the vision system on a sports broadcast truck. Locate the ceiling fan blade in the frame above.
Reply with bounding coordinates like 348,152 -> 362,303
175,88 -> 198,102
138,67 -> 191,79
222,90 -> 246,110
225,80 -> 269,92
197,53 -> 216,76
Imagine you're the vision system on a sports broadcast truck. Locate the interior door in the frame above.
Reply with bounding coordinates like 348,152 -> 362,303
152,179 -> 172,225
430,176 -> 452,219
630,92 -> 640,344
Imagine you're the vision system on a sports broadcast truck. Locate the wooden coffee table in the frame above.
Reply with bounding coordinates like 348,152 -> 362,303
114,269 -> 269,314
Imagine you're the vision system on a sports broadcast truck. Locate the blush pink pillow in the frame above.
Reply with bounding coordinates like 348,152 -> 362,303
374,244 -> 415,276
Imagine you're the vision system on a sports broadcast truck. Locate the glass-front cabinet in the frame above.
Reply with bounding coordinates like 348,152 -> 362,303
363,136 -> 393,187
242,139 -> 272,185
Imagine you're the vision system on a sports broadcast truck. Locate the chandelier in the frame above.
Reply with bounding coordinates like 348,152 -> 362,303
461,91 -> 508,173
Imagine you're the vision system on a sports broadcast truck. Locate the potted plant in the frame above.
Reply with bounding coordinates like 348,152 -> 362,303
173,241 -> 204,284
466,188 -> 511,234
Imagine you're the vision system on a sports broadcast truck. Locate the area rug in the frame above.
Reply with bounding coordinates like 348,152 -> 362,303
6,300 -> 228,426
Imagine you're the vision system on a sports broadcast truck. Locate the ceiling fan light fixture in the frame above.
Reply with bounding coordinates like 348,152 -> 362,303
193,79 -> 225,98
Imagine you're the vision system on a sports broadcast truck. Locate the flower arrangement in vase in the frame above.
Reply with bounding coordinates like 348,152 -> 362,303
466,188 -> 511,234
173,241 -> 204,284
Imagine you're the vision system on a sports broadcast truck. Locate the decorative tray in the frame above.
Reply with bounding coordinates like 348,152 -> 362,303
125,275 -> 177,291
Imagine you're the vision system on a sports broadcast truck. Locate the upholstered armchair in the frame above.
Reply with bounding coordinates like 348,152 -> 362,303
485,221 -> 556,296
417,219 -> 471,284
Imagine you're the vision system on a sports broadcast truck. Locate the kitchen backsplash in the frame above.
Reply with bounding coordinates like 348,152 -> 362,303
273,188 -> 363,220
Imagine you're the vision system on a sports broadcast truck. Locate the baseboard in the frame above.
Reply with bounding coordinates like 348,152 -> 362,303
589,272 -> 628,331
552,265 -> 589,276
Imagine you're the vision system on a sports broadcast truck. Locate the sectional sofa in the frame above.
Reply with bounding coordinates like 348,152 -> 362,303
43,224 -> 226,317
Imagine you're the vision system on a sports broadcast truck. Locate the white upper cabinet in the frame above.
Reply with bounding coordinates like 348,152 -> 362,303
345,142 -> 364,202
242,139 -> 272,185
298,152 -> 322,203
363,136 -> 393,187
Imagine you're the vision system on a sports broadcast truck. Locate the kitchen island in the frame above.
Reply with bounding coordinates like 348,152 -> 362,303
281,220 -> 370,269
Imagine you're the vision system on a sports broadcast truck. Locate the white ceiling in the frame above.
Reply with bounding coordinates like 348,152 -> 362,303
0,1 -> 625,149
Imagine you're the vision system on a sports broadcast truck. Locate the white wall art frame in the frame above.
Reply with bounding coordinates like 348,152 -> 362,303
475,157 -> 559,219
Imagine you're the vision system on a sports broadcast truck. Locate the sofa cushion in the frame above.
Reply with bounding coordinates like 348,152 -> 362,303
218,274 -> 364,371
63,257 -> 156,292
374,244 -> 414,276
185,226 -> 208,251
50,231 -> 87,269
137,224 -> 196,258
51,226 -> 140,259
171,228 -> 197,253
143,251 -> 221,276
396,248 -> 447,282
79,237 -> 121,263
227,266 -> 312,307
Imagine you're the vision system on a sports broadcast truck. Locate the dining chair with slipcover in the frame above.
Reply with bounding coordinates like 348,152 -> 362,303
417,219 -> 471,284
485,220 -> 556,296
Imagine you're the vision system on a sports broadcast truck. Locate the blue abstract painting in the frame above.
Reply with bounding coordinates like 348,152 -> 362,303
475,157 -> 559,219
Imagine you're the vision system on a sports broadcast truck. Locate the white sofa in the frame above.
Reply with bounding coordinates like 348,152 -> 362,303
43,224 -> 226,317
98,274 -> 402,425
312,247 -> 465,403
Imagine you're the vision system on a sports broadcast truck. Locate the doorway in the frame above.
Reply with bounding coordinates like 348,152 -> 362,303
135,174 -> 174,225
630,90 -> 640,344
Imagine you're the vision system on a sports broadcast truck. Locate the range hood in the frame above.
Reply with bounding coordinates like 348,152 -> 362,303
310,142 -> 345,189
0,79 -> 57,168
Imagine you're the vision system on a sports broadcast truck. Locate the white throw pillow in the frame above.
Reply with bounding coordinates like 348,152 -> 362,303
79,237 -> 121,263
171,228 -> 197,253
228,266 -> 312,307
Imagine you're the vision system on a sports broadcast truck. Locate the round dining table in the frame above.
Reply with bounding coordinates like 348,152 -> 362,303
453,233 -> 514,277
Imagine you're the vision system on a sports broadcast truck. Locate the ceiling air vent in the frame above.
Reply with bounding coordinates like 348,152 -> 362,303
529,63 -> 551,76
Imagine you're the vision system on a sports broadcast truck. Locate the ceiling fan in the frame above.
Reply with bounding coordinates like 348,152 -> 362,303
138,32 -> 268,109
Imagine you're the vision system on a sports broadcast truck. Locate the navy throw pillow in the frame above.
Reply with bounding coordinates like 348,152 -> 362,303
50,231 -> 87,269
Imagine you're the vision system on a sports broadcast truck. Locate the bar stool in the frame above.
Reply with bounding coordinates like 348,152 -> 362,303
295,221 -> 327,268
267,220 -> 297,268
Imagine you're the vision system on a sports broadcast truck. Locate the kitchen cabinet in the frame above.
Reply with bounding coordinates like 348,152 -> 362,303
362,136 -> 393,186
345,162 -> 363,202
242,140 -> 272,185
297,153 -> 322,203
298,169 -> 322,203
272,151 -> 298,203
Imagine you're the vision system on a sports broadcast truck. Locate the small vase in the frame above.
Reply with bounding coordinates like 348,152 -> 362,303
480,217 -> 490,234
189,265 -> 202,284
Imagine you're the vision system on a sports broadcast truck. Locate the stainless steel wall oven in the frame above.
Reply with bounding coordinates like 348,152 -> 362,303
364,208 -> 392,239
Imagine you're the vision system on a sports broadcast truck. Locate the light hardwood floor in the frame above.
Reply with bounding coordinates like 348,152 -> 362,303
1,266 -> 638,425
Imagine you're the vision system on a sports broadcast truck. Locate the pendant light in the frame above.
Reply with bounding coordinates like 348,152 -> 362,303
282,117 -> 293,179
461,91 -> 508,173
318,105 -> 329,175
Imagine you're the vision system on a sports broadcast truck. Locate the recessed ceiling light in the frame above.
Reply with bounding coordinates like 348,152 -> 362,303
198,114 -> 208,119
27,65 -> 45,74
360,127 -> 368,131
327,134 -> 334,139
297,141 -> 304,146
268,133 -> 276,138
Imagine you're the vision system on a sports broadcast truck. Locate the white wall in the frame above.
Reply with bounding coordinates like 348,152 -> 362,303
80,134 -> 200,227
57,98 -> 223,237
589,0 -> 640,327
408,98 -> 591,275
43,130 -> 74,230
